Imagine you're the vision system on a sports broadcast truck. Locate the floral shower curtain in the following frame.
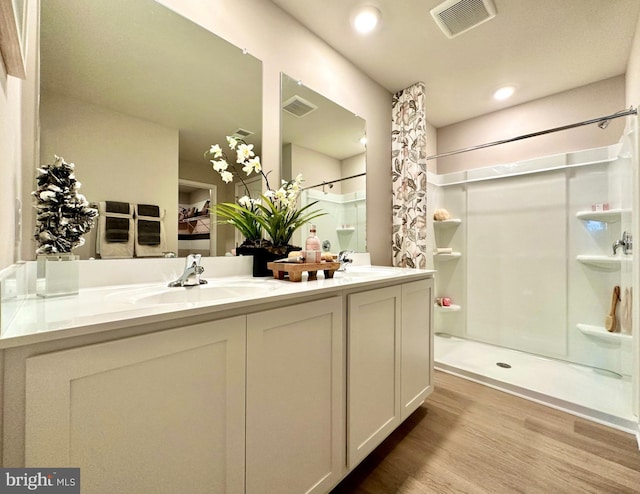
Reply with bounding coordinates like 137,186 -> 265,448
391,82 -> 427,268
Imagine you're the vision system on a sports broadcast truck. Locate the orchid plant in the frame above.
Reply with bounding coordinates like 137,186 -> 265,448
205,137 -> 325,250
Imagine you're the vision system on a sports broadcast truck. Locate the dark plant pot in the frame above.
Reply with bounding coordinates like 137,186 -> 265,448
236,243 -> 300,277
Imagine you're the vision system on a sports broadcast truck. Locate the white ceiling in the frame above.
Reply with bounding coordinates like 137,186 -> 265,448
270,0 -> 640,127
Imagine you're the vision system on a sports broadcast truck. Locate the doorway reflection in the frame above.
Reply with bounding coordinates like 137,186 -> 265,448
178,180 -> 216,257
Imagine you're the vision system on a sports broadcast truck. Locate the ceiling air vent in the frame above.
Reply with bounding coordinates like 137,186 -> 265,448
230,128 -> 254,139
282,95 -> 318,118
431,0 -> 497,38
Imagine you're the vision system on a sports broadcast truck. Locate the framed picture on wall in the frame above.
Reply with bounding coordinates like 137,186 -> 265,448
178,199 -> 211,239
0,0 -> 26,79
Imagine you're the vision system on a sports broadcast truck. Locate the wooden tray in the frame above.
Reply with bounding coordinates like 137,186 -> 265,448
267,261 -> 341,282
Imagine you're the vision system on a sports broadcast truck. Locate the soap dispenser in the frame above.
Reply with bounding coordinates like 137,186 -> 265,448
305,224 -> 321,261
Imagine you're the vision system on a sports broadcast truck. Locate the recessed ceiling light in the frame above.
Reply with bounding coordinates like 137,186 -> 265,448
353,6 -> 381,34
493,86 -> 515,101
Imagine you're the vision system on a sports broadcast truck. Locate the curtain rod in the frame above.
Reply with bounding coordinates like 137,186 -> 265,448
426,107 -> 637,161
304,172 -> 366,190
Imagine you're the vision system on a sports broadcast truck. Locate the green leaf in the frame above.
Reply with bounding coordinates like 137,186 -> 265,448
239,195 -> 327,247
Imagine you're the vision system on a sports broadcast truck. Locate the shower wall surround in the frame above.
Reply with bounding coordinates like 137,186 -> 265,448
302,189 -> 366,254
467,171 -> 568,356
431,141 -> 634,376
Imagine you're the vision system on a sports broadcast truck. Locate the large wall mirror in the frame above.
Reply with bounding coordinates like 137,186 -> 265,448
39,0 -> 262,259
280,74 -> 367,253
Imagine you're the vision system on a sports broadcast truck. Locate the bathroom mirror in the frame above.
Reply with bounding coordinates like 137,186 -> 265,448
38,0 -> 262,259
280,73 -> 367,252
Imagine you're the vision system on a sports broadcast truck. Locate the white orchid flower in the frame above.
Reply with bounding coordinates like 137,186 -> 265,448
274,188 -> 288,204
238,196 -> 251,208
226,136 -> 238,149
209,144 -> 223,158
211,159 -> 229,172
248,156 -> 261,173
242,157 -> 260,175
220,171 -> 234,183
236,143 -> 255,163
242,161 -> 254,175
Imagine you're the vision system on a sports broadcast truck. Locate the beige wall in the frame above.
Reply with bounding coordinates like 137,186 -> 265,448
341,153 -> 366,194
40,92 -> 179,258
628,12 -> 640,110
156,0 -> 393,265
290,144 -> 342,194
436,76 -> 626,174
425,120 -> 437,173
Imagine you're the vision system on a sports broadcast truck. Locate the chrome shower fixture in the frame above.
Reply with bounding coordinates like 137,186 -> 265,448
598,119 -> 610,129
613,231 -> 632,255
321,182 -> 334,194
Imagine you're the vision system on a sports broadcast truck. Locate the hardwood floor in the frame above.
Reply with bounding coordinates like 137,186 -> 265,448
331,371 -> 640,494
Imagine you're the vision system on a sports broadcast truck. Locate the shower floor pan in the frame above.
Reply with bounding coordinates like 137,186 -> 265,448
434,333 -> 636,433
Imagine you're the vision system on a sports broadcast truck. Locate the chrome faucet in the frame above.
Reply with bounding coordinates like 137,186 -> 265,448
338,250 -> 354,271
168,254 -> 208,287
613,231 -> 632,255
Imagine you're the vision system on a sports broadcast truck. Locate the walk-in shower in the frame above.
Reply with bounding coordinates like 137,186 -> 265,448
429,111 -> 638,432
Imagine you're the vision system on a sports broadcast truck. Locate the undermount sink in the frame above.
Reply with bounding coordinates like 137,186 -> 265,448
109,279 -> 279,306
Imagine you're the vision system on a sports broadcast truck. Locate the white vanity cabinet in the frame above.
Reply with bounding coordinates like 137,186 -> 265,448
245,297 -> 344,494
5,271 -> 435,494
400,279 -> 434,419
24,317 -> 247,494
347,279 -> 434,467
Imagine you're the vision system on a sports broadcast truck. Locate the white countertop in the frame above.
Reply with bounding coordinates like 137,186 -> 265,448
0,266 -> 434,349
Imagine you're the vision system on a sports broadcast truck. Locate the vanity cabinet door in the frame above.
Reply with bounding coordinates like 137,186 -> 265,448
347,286 -> 402,468
401,278 -> 434,420
246,297 -> 344,494
25,317 -> 246,494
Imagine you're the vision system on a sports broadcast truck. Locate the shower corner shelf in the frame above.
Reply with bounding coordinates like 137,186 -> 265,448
434,303 -> 461,313
576,254 -> 630,270
576,324 -> 632,343
433,218 -> 462,228
434,252 -> 462,261
336,227 -> 355,232
575,209 -> 627,223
